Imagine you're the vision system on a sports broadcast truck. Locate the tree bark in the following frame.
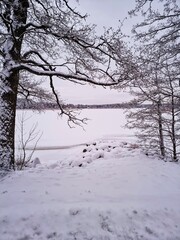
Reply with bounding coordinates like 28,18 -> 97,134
170,91 -> 177,162
0,72 -> 19,170
157,100 -> 165,158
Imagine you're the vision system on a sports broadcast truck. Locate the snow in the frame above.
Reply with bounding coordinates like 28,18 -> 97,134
15,109 -> 133,148
1,109 -> 180,239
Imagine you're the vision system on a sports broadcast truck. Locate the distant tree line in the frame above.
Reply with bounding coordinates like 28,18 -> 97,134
16,99 -> 180,110
16,98 -> 142,110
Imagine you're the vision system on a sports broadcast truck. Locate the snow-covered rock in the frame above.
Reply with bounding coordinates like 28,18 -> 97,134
32,157 -> 41,168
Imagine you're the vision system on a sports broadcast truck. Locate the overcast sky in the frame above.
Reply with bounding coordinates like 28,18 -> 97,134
56,0 -> 137,105
78,0 -> 136,34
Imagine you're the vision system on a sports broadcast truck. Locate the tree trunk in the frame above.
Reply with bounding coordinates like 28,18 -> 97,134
171,94 -> 178,162
0,72 -> 19,170
157,101 -> 165,158
0,0 -> 29,170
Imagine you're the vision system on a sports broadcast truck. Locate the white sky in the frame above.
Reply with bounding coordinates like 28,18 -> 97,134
55,0 -> 137,104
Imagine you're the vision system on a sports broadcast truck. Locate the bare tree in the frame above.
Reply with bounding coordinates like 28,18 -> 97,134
160,61 -> 180,161
126,50 -> 166,158
126,48 -> 180,161
129,0 -> 180,59
0,0 -> 135,170
124,0 -> 180,161
15,111 -> 42,170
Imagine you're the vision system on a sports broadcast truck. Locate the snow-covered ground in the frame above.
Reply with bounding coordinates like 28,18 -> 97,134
1,110 -> 180,240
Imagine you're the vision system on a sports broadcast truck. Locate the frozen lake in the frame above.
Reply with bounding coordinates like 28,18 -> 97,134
15,109 -> 135,147
15,109 -> 136,162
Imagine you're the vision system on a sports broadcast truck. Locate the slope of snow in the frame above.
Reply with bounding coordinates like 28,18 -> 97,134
1,137 -> 180,240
